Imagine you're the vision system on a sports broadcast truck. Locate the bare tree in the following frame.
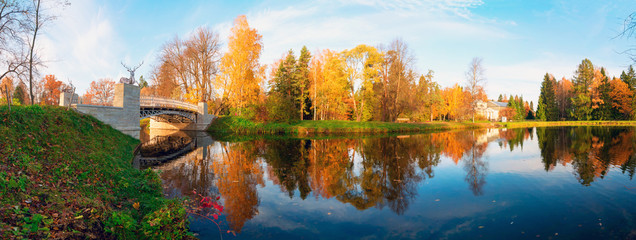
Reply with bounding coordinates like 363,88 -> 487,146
618,12 -> 636,63
465,57 -> 486,123
0,1 -> 28,89
25,0 -> 69,105
153,27 -> 221,103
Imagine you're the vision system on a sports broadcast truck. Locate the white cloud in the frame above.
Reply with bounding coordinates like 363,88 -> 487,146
40,0 -> 125,93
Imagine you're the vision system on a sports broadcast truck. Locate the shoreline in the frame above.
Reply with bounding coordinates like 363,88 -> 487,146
207,116 -> 636,136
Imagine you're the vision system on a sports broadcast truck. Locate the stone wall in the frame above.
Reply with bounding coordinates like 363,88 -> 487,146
63,83 -> 141,139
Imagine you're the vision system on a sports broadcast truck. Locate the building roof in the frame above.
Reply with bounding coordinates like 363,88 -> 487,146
490,101 -> 508,107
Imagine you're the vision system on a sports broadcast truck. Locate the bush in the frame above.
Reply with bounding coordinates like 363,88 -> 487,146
142,200 -> 191,239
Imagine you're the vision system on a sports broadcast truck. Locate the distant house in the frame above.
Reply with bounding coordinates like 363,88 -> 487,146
475,100 -> 507,121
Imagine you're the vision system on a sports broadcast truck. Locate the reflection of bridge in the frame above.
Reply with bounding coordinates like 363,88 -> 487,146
133,135 -> 196,169
60,83 -> 215,138
132,131 -> 214,170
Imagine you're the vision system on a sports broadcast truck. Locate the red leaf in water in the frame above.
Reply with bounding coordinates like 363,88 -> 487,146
212,213 -> 218,220
200,197 -> 213,208
216,196 -> 220,200
213,203 -> 224,212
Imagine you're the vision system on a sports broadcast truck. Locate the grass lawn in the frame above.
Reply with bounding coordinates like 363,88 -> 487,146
208,116 -> 496,136
0,105 -> 192,239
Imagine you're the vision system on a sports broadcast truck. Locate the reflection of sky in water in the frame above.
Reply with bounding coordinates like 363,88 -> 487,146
150,127 -> 636,240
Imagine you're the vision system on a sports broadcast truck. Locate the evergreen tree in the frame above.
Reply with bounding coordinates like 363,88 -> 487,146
498,94 -> 503,102
595,68 -> 612,120
571,59 -> 595,120
537,73 -> 558,121
269,50 -> 299,121
13,84 -> 25,105
620,65 -> 636,89
297,46 -> 312,120
138,75 -> 148,89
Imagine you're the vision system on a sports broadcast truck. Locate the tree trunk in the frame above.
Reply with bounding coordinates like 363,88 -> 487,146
28,0 -> 41,105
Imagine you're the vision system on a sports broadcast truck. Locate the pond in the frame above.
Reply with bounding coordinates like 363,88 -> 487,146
135,127 -> 636,239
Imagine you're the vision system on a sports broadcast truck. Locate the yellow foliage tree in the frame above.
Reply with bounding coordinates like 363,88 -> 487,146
217,15 -> 264,117
310,50 -> 350,120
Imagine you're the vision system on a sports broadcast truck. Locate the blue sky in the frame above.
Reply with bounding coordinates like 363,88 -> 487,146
40,0 -> 635,103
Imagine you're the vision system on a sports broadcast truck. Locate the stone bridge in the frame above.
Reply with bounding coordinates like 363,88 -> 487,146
60,83 -> 215,139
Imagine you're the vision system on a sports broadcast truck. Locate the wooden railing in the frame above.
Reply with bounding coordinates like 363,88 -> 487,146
139,96 -> 198,113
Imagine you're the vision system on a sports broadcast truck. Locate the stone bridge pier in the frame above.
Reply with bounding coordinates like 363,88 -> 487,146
60,83 -> 215,139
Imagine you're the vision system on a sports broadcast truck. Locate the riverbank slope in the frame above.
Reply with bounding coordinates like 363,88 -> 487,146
0,105 -> 191,239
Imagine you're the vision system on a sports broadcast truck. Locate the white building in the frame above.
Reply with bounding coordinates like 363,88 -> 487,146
475,100 -> 508,121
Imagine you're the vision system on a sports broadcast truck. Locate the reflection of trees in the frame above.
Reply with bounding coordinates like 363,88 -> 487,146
157,145 -> 216,198
429,130 -> 489,196
261,139 -> 312,199
463,139 -> 488,196
213,142 -> 264,232
537,127 -> 636,185
431,131 -> 474,164
498,128 -> 533,151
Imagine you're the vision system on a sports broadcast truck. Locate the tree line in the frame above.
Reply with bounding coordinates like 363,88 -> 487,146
140,15 -> 488,123
536,59 -> 636,121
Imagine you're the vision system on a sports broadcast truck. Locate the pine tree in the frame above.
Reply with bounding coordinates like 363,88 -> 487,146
596,68 -> 612,120
537,73 -> 558,121
620,65 -> 636,89
269,50 -> 299,121
297,46 -> 312,120
571,59 -> 595,120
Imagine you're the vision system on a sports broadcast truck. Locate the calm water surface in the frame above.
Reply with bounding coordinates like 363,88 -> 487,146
136,127 -> 636,240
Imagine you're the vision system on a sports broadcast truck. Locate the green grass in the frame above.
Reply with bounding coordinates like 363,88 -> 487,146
208,116 -> 494,137
499,120 -> 636,128
0,105 -> 192,239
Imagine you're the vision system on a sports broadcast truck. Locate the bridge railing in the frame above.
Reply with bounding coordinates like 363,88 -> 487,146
140,96 -> 199,113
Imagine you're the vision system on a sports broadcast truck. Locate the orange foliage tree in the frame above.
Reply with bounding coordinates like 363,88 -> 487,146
39,75 -> 65,105
83,78 -> 116,106
609,77 -> 633,119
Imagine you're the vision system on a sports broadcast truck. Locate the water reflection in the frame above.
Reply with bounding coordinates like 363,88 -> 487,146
536,127 -> 636,185
138,127 -> 636,238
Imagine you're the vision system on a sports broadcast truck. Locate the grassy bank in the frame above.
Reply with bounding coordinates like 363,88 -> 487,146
208,116 -> 636,138
208,116 -> 495,136
0,105 -> 191,239
500,120 -> 636,128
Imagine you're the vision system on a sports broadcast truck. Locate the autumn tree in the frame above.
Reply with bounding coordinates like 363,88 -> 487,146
414,71 -> 443,121
309,49 -> 350,120
374,39 -> 416,122
441,84 -> 467,121
465,57 -> 486,122
39,74 -> 65,105
536,73 -> 558,121
217,15 -> 264,118
343,44 -> 382,121
1,77 -> 14,109
153,27 -> 222,108
608,77 -> 633,119
82,78 -> 115,106
555,77 -> 573,120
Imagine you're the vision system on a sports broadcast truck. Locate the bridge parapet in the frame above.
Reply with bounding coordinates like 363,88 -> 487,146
140,96 -> 199,113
